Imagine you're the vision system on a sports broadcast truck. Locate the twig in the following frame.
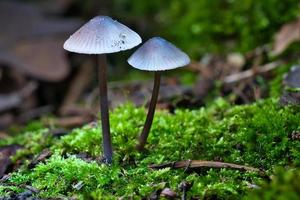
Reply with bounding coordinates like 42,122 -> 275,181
223,61 -> 283,84
149,160 -> 263,174
28,149 -> 52,169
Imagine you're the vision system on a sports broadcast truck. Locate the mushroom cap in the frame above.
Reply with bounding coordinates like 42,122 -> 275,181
63,16 -> 142,54
127,37 -> 190,71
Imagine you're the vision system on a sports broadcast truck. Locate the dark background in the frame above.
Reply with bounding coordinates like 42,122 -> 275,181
0,0 -> 299,131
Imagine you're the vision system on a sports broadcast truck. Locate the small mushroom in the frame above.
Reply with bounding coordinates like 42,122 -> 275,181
127,37 -> 190,150
64,16 -> 142,163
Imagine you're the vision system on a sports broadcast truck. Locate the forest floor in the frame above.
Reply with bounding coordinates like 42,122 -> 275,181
0,1 -> 300,199
0,94 -> 299,199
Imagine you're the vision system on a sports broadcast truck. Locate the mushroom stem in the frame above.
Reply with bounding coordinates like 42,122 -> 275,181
137,71 -> 161,151
97,54 -> 113,163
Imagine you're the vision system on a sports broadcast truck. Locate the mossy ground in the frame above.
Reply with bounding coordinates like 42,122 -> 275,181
0,97 -> 299,199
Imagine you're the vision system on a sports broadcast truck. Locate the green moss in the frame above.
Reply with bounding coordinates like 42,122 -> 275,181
244,168 -> 300,200
0,185 -> 24,197
0,98 -> 299,199
0,128 -> 49,162
112,0 -> 300,57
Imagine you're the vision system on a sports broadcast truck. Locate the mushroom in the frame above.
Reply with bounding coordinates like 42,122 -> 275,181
127,37 -> 190,150
63,16 -> 142,163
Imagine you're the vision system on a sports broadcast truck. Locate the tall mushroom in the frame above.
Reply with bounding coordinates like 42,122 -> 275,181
63,16 -> 142,163
127,37 -> 190,150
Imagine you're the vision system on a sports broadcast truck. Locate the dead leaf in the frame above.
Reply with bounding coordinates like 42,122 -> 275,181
0,1 -> 80,46
160,188 -> 178,199
11,38 -> 70,81
28,149 -> 52,169
0,1 -> 81,82
273,18 -> 300,55
0,144 -> 22,178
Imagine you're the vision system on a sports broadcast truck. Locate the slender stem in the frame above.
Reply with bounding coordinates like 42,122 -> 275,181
97,54 -> 113,163
137,71 -> 161,151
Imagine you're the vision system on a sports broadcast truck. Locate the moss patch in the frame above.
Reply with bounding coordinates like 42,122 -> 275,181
0,99 -> 299,199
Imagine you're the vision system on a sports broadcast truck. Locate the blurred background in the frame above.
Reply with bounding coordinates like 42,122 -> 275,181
0,0 -> 299,132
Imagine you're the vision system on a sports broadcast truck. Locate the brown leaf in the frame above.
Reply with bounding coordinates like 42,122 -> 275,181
273,18 -> 300,55
0,1 -> 81,82
28,149 -> 52,169
0,1 -> 80,47
10,38 -> 70,81
0,144 -> 22,178
160,188 -> 178,199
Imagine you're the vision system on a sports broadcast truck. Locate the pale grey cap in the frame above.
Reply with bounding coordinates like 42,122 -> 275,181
127,37 -> 190,71
63,16 -> 142,54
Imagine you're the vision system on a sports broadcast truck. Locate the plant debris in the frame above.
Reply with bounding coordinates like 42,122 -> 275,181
223,61 -> 282,84
273,17 -> 300,55
28,149 -> 52,169
0,144 -> 22,178
0,99 -> 298,199
149,160 -> 262,174
160,188 -> 178,199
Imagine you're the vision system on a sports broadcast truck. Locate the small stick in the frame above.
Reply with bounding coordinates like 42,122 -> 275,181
149,160 -> 263,174
223,61 -> 283,84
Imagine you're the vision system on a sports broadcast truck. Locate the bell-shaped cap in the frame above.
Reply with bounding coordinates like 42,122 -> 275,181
127,37 -> 190,71
63,16 -> 142,54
